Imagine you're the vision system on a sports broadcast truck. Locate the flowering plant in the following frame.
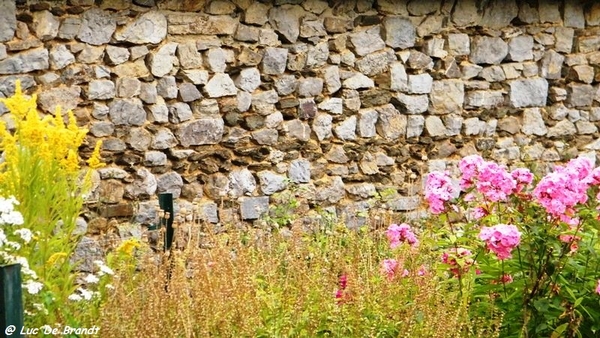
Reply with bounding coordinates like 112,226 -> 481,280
424,155 -> 600,337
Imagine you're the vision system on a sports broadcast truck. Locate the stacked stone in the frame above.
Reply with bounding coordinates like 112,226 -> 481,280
0,0 -> 599,227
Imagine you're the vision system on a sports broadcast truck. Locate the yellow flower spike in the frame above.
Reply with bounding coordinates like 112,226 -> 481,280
61,149 -> 80,175
87,140 -> 105,169
0,80 -> 37,120
46,252 -> 68,266
116,238 -> 141,256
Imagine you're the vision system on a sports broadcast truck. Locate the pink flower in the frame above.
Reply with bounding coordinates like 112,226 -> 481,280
559,234 -> 581,254
380,259 -> 399,280
596,280 -> 600,295
425,171 -> 458,214
386,223 -> 419,249
475,161 -> 516,202
511,168 -> 533,193
441,248 -> 475,277
459,155 -> 484,190
417,265 -> 427,276
479,224 -> 521,260
338,274 -> 348,290
470,207 -> 487,220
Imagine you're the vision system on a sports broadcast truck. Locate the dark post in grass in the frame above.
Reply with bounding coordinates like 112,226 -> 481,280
148,193 -> 175,291
0,263 -> 24,338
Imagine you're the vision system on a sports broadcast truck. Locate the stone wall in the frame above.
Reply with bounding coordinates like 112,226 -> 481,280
1,0 -> 600,230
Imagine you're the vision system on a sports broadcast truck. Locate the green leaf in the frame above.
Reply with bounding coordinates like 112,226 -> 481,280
550,323 -> 569,338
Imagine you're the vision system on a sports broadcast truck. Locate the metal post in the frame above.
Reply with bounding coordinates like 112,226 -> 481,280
158,193 -> 174,252
0,264 -> 24,338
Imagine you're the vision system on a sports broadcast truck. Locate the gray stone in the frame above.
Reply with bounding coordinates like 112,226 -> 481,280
451,0 -> 482,27
508,35 -> 534,62
178,83 -> 202,102
316,66 -> 340,95
480,0 -> 518,28
49,45 -> 75,71
139,83 -> 157,104
105,45 -> 130,65
521,108 -> 547,136
234,67 -> 261,92
312,114 -> 333,141
275,74 -> 298,96
577,36 -> 600,53
257,171 -> 287,195
300,18 -> 327,38
539,0 -> 561,23
325,145 -> 349,164
547,120 -> 577,137
269,5 -> 305,43
157,76 -> 178,99
0,48 -> 49,74
425,116 -> 447,137
151,128 -> 178,150
343,73 -> 374,89
77,45 -> 105,64
382,16 -> 415,49
177,42 -> 203,70
144,151 -> 167,166
576,121 -> 597,134
168,102 -> 193,123
71,237 -> 103,273
88,80 -> 115,100
244,2 -> 270,26
116,11 -> 167,44
33,11 -> 60,41
564,1 -> 585,28
206,48 -> 229,73
443,114 -> 463,136
252,129 -> 279,145
318,97 -> 344,115
297,77 -> 324,97
261,47 -> 288,75
555,27 -> 574,53
356,49 -> 395,76
389,62 -> 408,91
509,78 -> 548,108
289,159 -> 311,183
429,80 -> 464,114
205,73 -> 237,98
334,116 -> 357,141
59,17 -> 81,40
463,117 -> 486,136
176,118 -> 224,146
77,9 -> 116,45
388,196 -> 420,211
407,73 -> 433,94
306,42 -> 329,68
90,121 -> 114,137
0,1 -> 16,43
109,98 -> 146,126
349,26 -> 386,56
470,36 -> 508,65
540,50 -> 565,80
157,172 -> 184,199
116,78 -> 141,98
265,111 -> 283,128
126,128 -> 152,151
38,86 -> 81,113
285,120 -> 311,141
149,42 -> 178,77
394,93 -> 429,114
182,70 -> 209,85
480,66 -> 506,82
567,83 -> 595,108
465,91 -> 505,109
376,104 -> 406,139
314,176 -> 345,203
406,115 -> 425,138
228,169 -> 257,198
358,109 -> 378,137
240,196 -> 269,220
447,33 -> 470,56
195,201 -> 219,224
91,103 -> 109,120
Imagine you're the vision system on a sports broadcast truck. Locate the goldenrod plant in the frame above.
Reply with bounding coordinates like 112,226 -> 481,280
0,81 -> 103,326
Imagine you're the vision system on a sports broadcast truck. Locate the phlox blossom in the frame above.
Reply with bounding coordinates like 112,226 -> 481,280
475,161 -> 516,202
511,168 -> 533,193
479,224 -> 521,260
380,259 -> 408,280
386,223 -> 418,249
425,171 -> 458,214
459,155 -> 484,190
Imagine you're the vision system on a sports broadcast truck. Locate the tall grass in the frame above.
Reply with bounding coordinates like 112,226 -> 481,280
98,221 -> 501,337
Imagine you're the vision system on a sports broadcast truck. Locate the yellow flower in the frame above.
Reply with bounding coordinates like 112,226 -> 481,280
117,238 -> 141,256
87,140 -> 105,169
46,252 -> 68,266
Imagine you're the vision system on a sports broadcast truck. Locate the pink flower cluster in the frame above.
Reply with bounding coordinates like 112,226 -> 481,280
533,157 -> 593,223
479,224 -> 521,260
441,247 -> 475,277
459,155 -> 523,202
386,223 -> 418,249
380,258 -> 409,280
425,171 -> 458,214
335,274 -> 350,304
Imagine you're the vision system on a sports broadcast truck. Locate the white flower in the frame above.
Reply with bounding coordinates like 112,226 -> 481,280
83,274 -> 99,284
94,261 -> 114,276
23,280 -> 43,295
68,293 -> 82,301
2,211 -> 24,226
6,241 -> 20,250
0,229 -> 6,246
14,228 -> 32,243
105,284 -> 114,290
77,287 -> 93,300
0,197 -> 16,214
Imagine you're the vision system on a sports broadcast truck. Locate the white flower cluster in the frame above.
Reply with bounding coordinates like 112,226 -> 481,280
0,196 -> 23,226
67,260 -> 114,302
